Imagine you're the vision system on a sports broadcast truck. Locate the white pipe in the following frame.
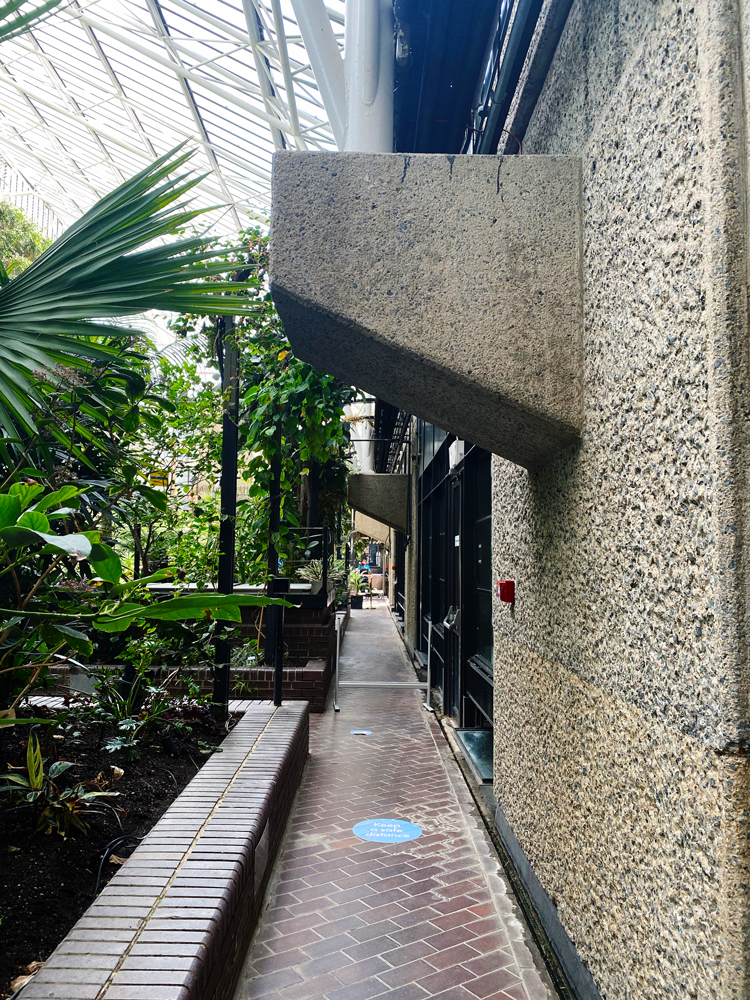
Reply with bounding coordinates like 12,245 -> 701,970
290,0 -> 346,148
344,0 -> 393,152
76,13 -> 300,137
270,0 -> 307,149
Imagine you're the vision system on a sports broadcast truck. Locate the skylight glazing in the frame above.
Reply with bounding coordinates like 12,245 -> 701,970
0,0 -> 344,235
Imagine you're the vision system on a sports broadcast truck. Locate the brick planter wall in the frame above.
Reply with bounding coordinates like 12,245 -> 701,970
40,605 -> 350,712
19,702 -> 309,1000
237,601 -> 337,671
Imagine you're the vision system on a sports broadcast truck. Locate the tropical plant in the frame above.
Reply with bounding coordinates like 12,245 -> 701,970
348,569 -> 364,596
0,480 -> 288,713
0,730 -> 122,837
139,230 -> 357,588
0,144 -> 259,439
0,200 -> 50,276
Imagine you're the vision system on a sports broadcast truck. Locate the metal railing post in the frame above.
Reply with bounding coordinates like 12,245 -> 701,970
333,614 -> 341,712
423,619 -> 433,712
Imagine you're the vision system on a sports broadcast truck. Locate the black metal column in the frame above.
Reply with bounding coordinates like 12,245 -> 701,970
212,315 -> 239,722
308,461 -> 319,529
265,422 -> 285,704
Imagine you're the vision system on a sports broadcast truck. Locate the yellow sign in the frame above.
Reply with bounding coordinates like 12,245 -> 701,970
149,470 -> 169,488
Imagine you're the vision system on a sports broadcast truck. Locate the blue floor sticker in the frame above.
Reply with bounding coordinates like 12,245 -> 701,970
353,818 -> 422,843
350,730 -> 372,736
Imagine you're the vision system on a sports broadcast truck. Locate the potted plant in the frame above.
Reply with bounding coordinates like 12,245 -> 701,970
349,570 -> 364,609
297,558 -> 325,594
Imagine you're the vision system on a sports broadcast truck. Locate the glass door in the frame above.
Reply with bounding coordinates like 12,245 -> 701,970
444,472 -> 462,721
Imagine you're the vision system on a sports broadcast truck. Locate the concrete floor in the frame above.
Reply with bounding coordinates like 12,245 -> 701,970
234,605 -> 556,1000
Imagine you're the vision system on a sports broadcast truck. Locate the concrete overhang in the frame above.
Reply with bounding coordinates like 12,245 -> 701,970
349,473 -> 408,533
353,512 -> 389,544
270,151 -> 583,469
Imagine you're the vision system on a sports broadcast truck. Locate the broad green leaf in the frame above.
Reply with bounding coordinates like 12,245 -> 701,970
92,601 -> 148,633
0,524 -> 41,547
32,485 -> 82,513
18,509 -> 50,532
90,542 -> 122,584
0,492 -> 20,529
0,526 -> 92,557
94,593 -> 289,631
108,567 -> 175,599
133,484 -> 168,513
9,482 -> 44,509
41,623 -> 93,657
47,507 -> 79,520
48,760 -> 76,780
27,731 -> 43,790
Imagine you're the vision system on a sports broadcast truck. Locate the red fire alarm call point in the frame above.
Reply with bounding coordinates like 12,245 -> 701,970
496,579 -> 515,603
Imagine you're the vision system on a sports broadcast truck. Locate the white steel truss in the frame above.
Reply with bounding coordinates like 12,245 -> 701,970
0,0 -> 345,234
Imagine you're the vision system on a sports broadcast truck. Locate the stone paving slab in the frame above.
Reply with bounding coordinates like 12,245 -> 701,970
234,608 -> 555,1000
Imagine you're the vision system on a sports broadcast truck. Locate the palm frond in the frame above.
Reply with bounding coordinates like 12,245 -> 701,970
0,145 -> 259,434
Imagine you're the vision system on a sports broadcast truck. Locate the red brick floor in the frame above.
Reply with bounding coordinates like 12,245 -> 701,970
234,606 -> 555,1000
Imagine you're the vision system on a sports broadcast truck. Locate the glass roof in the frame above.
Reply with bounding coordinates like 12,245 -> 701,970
0,0 -> 344,236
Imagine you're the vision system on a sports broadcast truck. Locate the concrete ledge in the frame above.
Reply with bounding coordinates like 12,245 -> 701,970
348,473 -> 408,532
271,151 -> 583,468
353,512 -> 389,543
20,702 -> 309,1000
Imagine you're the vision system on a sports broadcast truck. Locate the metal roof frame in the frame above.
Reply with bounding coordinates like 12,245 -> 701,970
0,0 -> 344,235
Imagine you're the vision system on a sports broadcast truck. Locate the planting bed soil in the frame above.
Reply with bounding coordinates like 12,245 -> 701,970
0,703 -> 235,998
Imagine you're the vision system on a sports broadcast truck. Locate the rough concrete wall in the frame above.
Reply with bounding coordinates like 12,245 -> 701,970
492,1 -> 750,997
353,511 -> 389,543
349,473 -> 409,532
271,152 -> 583,468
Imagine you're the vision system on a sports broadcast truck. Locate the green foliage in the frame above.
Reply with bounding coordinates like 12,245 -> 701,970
0,731 -> 122,837
75,667 -> 223,761
123,229 -> 357,589
0,478 -> 285,712
0,200 -> 50,277
0,145 -> 261,438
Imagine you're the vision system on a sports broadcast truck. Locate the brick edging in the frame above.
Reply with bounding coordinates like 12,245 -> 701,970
20,702 -> 309,1000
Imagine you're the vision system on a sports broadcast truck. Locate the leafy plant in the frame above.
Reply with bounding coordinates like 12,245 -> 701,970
0,145 -> 259,439
297,559 -> 324,582
0,479 -> 288,714
0,730 -> 122,837
0,200 -> 51,276
349,570 -> 364,596
163,230 -> 357,587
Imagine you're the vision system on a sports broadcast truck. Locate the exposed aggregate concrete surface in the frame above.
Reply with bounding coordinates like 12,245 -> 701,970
348,472 -> 409,533
271,151 -> 583,468
492,1 -> 750,998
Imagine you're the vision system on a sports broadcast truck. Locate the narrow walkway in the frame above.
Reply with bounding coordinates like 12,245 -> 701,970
234,606 -> 555,1000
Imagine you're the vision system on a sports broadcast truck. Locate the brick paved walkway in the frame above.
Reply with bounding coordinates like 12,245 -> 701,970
234,606 -> 555,1000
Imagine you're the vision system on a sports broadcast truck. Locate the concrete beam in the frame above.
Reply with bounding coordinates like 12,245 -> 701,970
349,473 -> 408,533
270,151 -> 583,469
353,511 -> 390,543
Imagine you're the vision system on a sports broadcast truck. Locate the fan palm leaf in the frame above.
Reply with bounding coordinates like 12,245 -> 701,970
0,145 -> 259,436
